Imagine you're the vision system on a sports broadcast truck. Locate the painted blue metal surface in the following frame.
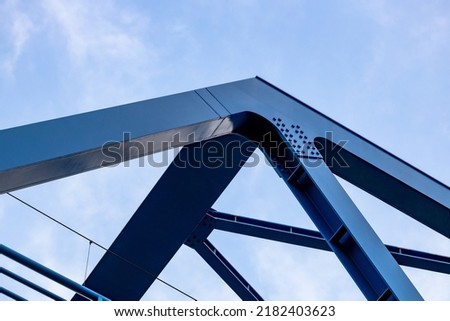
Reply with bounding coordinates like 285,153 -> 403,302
0,244 -> 109,301
0,287 -> 27,301
207,210 -> 450,275
73,134 -> 256,301
1,77 -> 449,300
185,214 -> 263,301
208,78 -> 450,239
209,209 -> 329,251
188,240 -> 263,301
2,78 -> 448,238
0,267 -> 65,301
83,126 -> 423,300
0,92 -> 227,193
286,160 -> 422,300
183,209 -> 450,300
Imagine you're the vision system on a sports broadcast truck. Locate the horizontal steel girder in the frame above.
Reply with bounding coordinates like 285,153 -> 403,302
182,209 -> 450,301
205,210 -> 450,275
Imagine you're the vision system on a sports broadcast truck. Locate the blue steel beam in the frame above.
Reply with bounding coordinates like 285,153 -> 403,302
0,91 -> 231,193
73,134 -> 256,301
232,115 -> 423,300
284,160 -> 422,300
185,214 -> 263,300
0,287 -> 27,301
386,246 -> 450,275
207,210 -> 450,275
0,244 -> 109,301
187,240 -> 263,301
0,267 -> 65,301
209,210 -> 329,251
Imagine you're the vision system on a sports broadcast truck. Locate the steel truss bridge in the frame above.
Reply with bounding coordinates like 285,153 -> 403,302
1,77 -> 449,301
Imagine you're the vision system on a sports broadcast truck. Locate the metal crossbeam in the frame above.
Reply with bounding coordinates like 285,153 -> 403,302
209,210 -> 329,251
386,246 -> 450,275
206,210 -> 450,275
183,209 -> 449,301
185,214 -> 263,301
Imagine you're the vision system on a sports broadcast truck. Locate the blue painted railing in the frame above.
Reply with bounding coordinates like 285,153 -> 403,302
0,244 -> 109,301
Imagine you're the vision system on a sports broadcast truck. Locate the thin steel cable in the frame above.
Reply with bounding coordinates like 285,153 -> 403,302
6,192 -> 197,301
84,241 -> 92,282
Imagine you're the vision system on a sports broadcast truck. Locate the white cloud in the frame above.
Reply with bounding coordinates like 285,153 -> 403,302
41,0 -> 151,63
0,195 -> 5,221
0,0 -> 34,77
409,15 -> 450,65
356,0 -> 398,27
144,246 -> 239,301
358,1 -> 450,76
40,0 -> 160,110
210,234 -> 364,301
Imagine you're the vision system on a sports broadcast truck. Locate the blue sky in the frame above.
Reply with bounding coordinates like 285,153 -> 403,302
1,0 -> 450,300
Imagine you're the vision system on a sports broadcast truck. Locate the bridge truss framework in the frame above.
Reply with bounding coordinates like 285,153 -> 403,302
1,77 -> 449,301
